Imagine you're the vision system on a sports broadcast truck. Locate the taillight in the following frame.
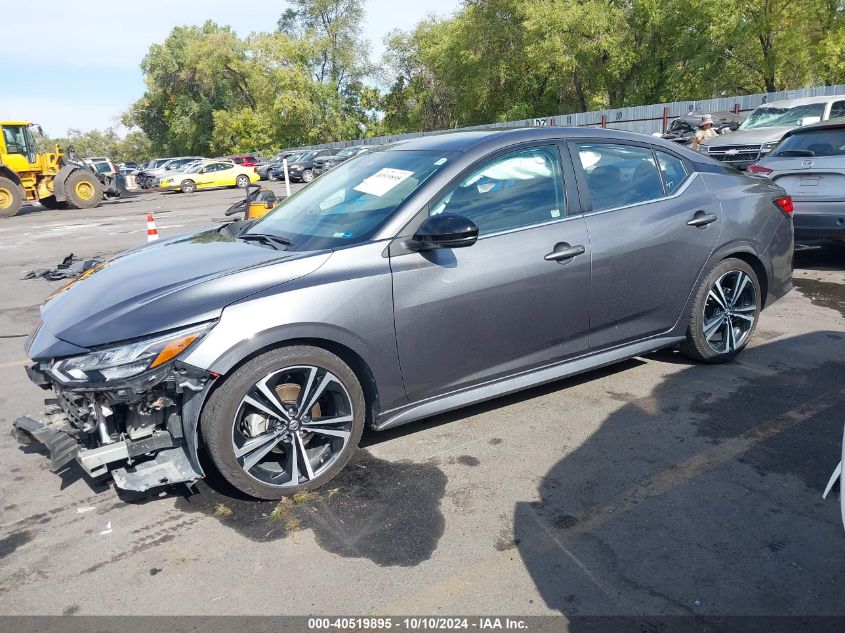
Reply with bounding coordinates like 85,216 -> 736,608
748,163 -> 773,175
773,196 -> 794,218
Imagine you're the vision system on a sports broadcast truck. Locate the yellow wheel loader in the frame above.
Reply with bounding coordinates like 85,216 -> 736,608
0,121 -> 104,218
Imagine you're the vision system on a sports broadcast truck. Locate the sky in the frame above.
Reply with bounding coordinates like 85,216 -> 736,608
0,0 -> 459,137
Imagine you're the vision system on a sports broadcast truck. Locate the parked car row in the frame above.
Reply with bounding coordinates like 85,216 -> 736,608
701,95 -> 845,169
133,155 -> 262,189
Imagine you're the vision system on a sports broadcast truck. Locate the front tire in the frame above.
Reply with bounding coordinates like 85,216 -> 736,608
180,179 -> 196,193
679,258 -> 760,363
201,345 -> 366,499
236,174 -> 250,188
301,169 -> 314,183
0,176 -> 23,218
64,170 -> 103,209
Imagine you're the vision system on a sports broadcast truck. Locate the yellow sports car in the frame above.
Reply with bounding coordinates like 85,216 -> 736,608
159,160 -> 260,193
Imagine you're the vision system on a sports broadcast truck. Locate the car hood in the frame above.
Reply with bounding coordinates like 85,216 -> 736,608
32,229 -> 331,356
703,127 -> 794,147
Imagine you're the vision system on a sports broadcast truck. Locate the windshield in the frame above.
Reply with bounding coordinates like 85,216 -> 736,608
336,147 -> 361,158
741,103 -> 826,130
183,162 -> 207,174
246,149 -> 453,250
293,151 -> 317,163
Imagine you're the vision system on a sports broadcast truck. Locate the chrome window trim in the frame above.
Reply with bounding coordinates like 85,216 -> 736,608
476,213 -> 584,241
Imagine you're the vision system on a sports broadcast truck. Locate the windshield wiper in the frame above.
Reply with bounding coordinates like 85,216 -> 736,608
238,233 -> 295,250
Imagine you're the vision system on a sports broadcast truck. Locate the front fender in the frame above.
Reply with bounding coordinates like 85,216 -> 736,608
53,165 -> 77,201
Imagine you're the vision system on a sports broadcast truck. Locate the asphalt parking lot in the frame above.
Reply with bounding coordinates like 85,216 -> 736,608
0,186 -> 843,616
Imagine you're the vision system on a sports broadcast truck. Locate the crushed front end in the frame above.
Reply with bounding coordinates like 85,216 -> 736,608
14,322 -> 217,493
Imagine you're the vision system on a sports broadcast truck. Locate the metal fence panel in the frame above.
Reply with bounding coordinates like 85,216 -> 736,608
302,84 -> 845,150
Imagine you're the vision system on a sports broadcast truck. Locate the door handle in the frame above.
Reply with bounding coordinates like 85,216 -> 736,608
687,211 -> 718,227
544,243 -> 586,262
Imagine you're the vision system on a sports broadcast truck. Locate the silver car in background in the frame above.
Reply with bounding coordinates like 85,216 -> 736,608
16,128 -> 794,500
749,118 -> 845,243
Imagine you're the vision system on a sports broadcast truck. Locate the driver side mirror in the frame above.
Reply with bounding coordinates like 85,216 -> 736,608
413,214 -> 479,250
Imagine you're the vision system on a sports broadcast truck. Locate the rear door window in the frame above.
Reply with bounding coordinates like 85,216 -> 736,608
575,143 -> 665,212
655,151 -> 689,194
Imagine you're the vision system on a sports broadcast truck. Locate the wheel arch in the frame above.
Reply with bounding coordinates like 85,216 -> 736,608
671,240 -> 772,337
0,164 -> 22,187
724,250 -> 769,308
53,165 -> 78,202
212,336 -> 381,425
187,335 -> 382,474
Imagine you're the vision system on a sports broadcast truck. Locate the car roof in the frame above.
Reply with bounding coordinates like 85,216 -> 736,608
383,126 -> 698,157
755,95 -> 844,109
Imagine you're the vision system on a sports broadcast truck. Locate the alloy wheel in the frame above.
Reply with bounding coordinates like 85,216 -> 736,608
231,365 -> 354,488
702,269 -> 757,354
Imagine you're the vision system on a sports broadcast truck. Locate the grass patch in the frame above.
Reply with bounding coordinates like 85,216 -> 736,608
268,500 -> 302,532
291,491 -> 319,504
214,503 -> 233,518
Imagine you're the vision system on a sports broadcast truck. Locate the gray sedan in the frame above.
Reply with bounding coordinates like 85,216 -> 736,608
749,118 -> 845,243
18,127 -> 794,500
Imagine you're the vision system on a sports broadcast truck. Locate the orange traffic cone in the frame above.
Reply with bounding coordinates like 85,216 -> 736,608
146,213 -> 159,242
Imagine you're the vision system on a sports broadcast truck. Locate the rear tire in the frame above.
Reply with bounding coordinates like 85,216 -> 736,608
64,170 -> 103,209
679,258 -> 760,363
0,176 -> 23,218
201,345 -> 366,499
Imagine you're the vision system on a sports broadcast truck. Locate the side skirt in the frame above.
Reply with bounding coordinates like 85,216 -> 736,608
375,336 -> 684,431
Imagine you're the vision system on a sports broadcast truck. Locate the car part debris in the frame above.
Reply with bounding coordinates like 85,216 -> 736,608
823,421 -> 844,531
225,182 -> 278,219
22,253 -> 104,281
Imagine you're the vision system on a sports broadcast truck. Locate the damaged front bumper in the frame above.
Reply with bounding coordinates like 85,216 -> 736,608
13,360 -> 215,493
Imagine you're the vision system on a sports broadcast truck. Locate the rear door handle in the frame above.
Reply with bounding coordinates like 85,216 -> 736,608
687,211 -> 718,227
544,243 -> 586,262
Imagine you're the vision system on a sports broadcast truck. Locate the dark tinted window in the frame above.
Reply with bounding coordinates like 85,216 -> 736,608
774,128 -> 845,157
655,151 -> 688,194
576,143 -> 665,211
830,101 -> 845,119
430,146 -> 565,236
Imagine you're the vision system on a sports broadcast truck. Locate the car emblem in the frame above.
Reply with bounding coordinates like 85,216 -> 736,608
802,159 -> 814,168
725,149 -> 739,156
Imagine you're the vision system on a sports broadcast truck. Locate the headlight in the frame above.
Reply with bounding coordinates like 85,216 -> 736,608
50,322 -> 214,384
291,164 -> 302,169
761,142 -> 778,152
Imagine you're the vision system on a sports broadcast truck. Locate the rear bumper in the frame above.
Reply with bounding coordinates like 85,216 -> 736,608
793,204 -> 845,242
763,215 -> 795,307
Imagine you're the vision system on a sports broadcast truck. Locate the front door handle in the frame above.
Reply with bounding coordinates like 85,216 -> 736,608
687,211 -> 718,227
544,243 -> 586,262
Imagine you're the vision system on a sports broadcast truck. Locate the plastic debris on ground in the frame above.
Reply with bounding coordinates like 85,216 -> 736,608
22,253 -> 104,281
